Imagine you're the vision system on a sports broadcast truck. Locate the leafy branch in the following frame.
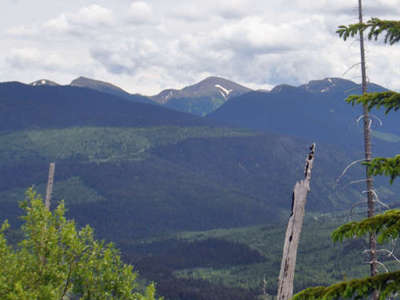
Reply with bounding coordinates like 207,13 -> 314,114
293,270 -> 400,300
365,156 -> 400,184
292,209 -> 400,299
337,18 -> 400,45
346,92 -> 400,114
332,209 -> 400,244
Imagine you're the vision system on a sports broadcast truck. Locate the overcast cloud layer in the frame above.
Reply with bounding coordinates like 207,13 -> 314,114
2,0 -> 400,94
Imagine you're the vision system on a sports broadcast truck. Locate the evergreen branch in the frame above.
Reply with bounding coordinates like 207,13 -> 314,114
331,209 -> 400,244
292,270 -> 400,300
365,155 -> 400,184
346,91 -> 400,114
337,18 -> 400,44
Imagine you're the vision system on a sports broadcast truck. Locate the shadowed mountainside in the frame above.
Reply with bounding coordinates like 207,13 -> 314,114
151,76 -> 252,116
209,78 -> 399,155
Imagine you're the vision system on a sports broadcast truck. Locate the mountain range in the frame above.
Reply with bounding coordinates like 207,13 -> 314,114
29,76 -> 253,115
209,77 -> 400,155
26,75 -> 400,154
2,75 -> 400,300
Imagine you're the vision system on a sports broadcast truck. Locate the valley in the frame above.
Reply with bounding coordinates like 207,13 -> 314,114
0,76 -> 399,299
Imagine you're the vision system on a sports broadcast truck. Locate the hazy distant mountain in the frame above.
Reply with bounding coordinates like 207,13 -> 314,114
70,76 -> 154,104
209,77 -> 399,154
151,76 -> 252,116
30,79 -> 60,86
0,81 -> 202,131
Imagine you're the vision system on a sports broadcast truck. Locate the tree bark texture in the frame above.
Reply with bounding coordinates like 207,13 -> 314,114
45,162 -> 55,210
357,0 -> 378,282
277,144 -> 316,300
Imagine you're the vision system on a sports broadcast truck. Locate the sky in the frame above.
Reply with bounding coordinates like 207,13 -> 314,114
2,0 -> 400,95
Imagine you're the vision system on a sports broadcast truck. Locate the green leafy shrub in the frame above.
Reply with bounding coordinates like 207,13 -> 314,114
0,188 -> 158,300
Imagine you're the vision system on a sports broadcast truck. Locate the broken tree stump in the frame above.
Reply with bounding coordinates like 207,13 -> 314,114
277,143 -> 316,300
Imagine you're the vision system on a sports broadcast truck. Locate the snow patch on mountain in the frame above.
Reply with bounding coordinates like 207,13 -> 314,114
215,84 -> 233,99
321,87 -> 330,93
30,79 -> 59,87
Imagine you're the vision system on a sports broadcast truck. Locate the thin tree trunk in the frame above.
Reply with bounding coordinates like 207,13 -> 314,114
277,144 -> 316,300
45,162 -> 56,210
357,0 -> 378,286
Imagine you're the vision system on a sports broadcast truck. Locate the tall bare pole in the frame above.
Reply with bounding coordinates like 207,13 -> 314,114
358,0 -> 377,276
277,144 -> 316,300
357,0 -> 378,290
45,162 -> 56,210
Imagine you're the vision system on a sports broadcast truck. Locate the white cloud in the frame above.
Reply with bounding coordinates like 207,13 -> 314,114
214,0 -> 253,19
6,25 -> 37,36
1,0 -> 400,94
128,1 -> 155,24
6,48 -> 71,71
44,14 -> 71,33
43,4 -> 114,34
78,4 -> 114,26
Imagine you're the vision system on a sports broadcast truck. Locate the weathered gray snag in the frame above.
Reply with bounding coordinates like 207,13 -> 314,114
45,162 -> 55,210
277,143 -> 316,300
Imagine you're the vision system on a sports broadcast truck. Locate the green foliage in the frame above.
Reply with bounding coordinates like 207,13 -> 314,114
345,91 -> 400,185
293,271 -> 400,300
0,188 -> 158,300
292,211 -> 400,299
337,18 -> 400,45
332,209 -> 400,244
346,91 -> 400,114
366,155 -> 400,183
345,79 -> 400,185
0,126 -> 254,164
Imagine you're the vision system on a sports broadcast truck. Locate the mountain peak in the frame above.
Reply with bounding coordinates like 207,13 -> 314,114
152,76 -> 251,105
69,76 -> 153,104
30,79 -> 59,87
198,76 -> 233,84
70,76 -> 128,94
300,77 -> 356,93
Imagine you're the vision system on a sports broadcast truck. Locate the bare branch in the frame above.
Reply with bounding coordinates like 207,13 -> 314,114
369,114 -> 383,127
350,179 -> 368,185
336,159 -> 365,184
356,114 -> 382,128
375,260 -> 389,273
350,199 -> 368,218
362,190 -> 390,210
343,62 -> 362,77
338,179 -> 368,191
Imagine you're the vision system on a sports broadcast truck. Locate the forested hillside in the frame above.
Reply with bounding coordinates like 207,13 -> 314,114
1,80 -> 399,299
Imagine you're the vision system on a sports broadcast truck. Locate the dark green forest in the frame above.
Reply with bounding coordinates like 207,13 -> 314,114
1,81 -> 400,299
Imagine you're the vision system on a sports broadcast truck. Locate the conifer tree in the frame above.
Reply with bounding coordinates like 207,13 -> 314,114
293,13 -> 400,300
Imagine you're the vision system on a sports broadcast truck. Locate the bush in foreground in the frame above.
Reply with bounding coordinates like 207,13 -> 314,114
0,188 -> 158,300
